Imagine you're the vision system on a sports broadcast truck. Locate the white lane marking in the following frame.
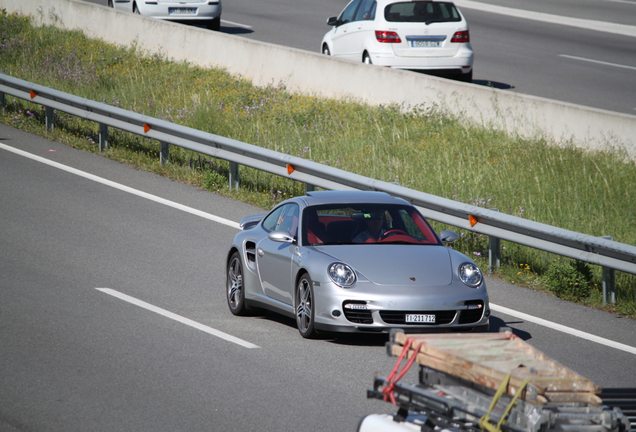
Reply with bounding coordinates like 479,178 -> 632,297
3,143 -> 636,355
559,54 -> 636,71
490,304 -> 636,355
0,143 -> 240,229
96,288 -> 260,349
221,19 -> 254,29
453,0 -> 636,38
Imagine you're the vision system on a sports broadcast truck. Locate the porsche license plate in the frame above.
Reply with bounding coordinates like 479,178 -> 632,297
169,7 -> 197,15
406,314 -> 435,323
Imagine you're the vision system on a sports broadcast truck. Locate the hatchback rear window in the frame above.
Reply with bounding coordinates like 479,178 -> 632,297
384,1 -> 461,23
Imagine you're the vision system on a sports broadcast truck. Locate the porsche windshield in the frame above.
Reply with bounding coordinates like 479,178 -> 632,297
302,203 -> 441,246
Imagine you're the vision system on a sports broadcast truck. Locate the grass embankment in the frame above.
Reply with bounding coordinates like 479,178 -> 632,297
1,10 -> 635,317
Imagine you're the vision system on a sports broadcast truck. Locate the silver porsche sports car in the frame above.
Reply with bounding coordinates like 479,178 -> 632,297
226,191 -> 490,338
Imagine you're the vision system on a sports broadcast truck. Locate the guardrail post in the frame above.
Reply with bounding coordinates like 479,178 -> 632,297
305,160 -> 316,192
489,209 -> 501,274
99,123 -> 108,152
229,161 -> 239,191
160,141 -> 169,164
1,92 -> 5,114
45,106 -> 54,132
602,235 -> 616,306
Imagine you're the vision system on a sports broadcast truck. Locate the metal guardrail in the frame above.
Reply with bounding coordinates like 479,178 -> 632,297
2,73 -> 636,297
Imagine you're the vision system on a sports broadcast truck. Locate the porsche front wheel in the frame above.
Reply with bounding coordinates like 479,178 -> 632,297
227,252 -> 248,315
296,274 -> 318,338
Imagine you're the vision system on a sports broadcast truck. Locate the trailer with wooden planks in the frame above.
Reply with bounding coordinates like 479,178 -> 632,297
362,329 -> 632,432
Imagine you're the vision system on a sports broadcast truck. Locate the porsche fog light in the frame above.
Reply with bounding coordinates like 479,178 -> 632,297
459,263 -> 482,287
328,263 -> 356,287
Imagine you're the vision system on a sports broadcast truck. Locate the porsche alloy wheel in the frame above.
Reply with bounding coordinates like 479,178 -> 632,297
296,274 -> 317,338
227,252 -> 247,315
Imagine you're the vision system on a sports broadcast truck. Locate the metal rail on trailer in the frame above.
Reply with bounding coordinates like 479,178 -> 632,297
362,329 -> 632,432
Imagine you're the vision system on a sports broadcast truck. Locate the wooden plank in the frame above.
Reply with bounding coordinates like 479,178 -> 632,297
390,331 -> 602,404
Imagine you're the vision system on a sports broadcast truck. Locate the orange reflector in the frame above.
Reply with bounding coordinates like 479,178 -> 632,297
30,90 -> 36,99
287,164 -> 294,175
143,123 -> 151,133
469,215 -> 478,227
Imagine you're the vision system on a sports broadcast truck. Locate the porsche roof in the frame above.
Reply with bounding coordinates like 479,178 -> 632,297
300,190 -> 409,206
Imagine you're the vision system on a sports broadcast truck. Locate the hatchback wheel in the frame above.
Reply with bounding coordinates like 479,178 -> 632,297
108,0 -> 114,7
133,3 -> 140,14
296,274 -> 317,338
459,70 -> 473,83
323,45 -> 331,56
207,17 -> 221,31
363,53 -> 372,65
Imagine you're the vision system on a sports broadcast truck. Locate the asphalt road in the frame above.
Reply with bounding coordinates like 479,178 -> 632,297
83,0 -> 636,115
2,123 -> 636,431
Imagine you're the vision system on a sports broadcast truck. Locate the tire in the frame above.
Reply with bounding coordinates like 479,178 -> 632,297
133,3 -> 140,14
363,53 -> 372,65
108,0 -> 114,7
459,70 -> 473,83
227,252 -> 248,316
207,17 -> 221,31
322,45 -> 331,56
472,323 -> 490,332
296,274 -> 318,338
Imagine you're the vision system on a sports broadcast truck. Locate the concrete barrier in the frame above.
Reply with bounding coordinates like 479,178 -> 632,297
3,0 -> 635,157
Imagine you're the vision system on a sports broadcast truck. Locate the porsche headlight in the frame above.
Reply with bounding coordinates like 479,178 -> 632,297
328,263 -> 356,287
459,263 -> 482,287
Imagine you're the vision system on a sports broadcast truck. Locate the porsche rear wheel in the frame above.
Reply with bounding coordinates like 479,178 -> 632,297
227,252 -> 248,316
296,274 -> 318,338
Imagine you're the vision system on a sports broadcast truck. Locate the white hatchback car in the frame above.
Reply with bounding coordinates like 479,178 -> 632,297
108,0 -> 222,31
321,0 -> 473,82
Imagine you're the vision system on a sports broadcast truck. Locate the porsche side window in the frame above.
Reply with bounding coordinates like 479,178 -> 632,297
262,204 -> 299,236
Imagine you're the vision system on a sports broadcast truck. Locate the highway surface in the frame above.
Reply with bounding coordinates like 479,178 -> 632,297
84,0 -> 636,115
2,123 -> 636,431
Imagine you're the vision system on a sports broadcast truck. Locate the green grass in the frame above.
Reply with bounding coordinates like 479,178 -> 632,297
1,10 -> 635,317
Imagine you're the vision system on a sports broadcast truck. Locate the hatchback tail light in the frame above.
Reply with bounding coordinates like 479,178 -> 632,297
451,30 -> 469,43
375,31 -> 401,43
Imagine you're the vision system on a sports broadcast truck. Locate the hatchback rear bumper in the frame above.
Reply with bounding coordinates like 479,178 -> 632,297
371,49 -> 473,72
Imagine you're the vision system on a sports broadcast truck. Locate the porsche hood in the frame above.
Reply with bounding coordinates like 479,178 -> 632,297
314,244 -> 454,286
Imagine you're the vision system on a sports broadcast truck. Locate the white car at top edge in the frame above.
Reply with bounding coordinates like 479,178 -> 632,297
108,0 -> 222,31
321,0 -> 473,82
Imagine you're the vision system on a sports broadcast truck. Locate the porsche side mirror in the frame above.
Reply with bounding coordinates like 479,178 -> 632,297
327,16 -> 339,26
268,230 -> 295,243
439,230 -> 459,244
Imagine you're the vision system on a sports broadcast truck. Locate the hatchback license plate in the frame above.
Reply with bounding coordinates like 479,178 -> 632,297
169,7 -> 197,15
410,40 -> 442,48
406,314 -> 435,323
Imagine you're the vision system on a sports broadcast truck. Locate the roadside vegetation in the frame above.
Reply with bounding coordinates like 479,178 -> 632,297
1,10 -> 635,317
